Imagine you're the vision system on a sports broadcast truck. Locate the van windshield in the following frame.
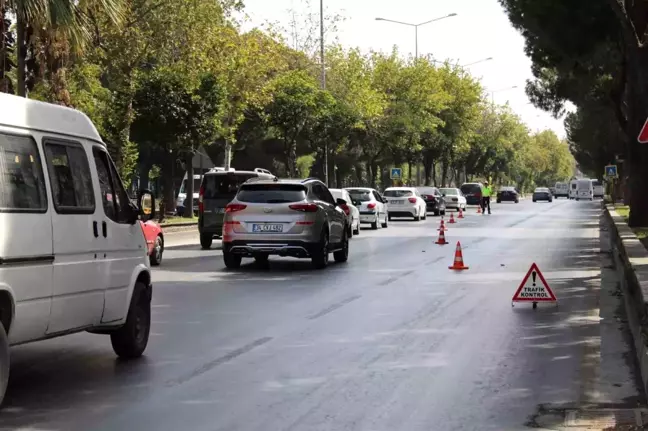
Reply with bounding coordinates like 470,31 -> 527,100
203,173 -> 256,200
461,184 -> 481,194
180,178 -> 202,194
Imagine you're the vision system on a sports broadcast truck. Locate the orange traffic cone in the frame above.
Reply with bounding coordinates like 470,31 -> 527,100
449,241 -> 469,270
458,208 -> 464,219
477,205 -> 482,214
449,213 -> 456,224
438,218 -> 448,231
435,227 -> 449,245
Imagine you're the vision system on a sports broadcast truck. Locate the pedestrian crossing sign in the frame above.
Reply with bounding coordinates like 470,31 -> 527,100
512,263 -> 556,303
605,165 -> 618,178
390,168 -> 402,180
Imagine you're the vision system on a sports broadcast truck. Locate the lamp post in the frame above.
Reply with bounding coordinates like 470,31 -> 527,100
319,0 -> 329,185
461,57 -> 493,67
488,85 -> 518,103
375,13 -> 458,59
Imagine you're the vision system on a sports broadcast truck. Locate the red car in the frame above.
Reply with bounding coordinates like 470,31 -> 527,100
139,220 -> 164,266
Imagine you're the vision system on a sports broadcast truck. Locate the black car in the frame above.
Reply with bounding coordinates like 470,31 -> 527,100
416,186 -> 446,216
496,186 -> 519,203
460,182 -> 483,205
532,187 -> 553,202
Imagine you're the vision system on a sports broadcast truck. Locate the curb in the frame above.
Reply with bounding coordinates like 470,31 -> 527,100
160,222 -> 198,228
604,203 -> 648,395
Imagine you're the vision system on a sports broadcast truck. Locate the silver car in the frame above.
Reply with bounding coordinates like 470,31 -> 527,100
221,178 -> 349,269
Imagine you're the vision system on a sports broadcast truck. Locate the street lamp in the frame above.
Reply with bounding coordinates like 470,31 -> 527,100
375,13 -> 458,58
488,85 -> 518,102
461,57 -> 493,67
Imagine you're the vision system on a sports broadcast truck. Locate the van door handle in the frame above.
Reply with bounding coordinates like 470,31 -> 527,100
102,221 -> 107,238
93,221 -> 99,238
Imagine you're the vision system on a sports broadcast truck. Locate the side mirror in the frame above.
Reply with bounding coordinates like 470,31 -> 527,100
336,198 -> 347,206
442,194 -> 446,197
138,190 -> 156,222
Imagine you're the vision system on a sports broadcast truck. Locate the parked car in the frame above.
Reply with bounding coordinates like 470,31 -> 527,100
532,187 -> 553,202
140,220 -> 164,266
439,187 -> 467,211
330,188 -> 360,236
345,187 -> 388,230
221,178 -> 349,269
554,181 -> 569,198
591,179 -> 605,198
384,187 -> 427,221
417,186 -> 447,215
198,168 -> 275,249
496,186 -> 519,203
460,182 -> 484,205
176,173 -> 202,215
0,92 -> 155,406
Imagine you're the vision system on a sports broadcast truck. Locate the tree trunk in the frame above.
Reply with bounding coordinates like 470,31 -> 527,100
162,149 -> 176,217
423,160 -> 432,186
139,163 -> 151,191
369,161 -> 378,188
407,160 -> 412,185
441,162 -> 448,187
183,152 -> 194,218
16,13 -> 25,97
285,140 -> 298,178
432,163 -> 437,186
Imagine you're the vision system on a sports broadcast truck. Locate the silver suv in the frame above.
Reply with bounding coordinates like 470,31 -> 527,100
221,178 -> 349,269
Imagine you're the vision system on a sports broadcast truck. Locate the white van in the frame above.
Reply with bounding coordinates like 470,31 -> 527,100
575,179 -> 594,200
569,179 -> 578,199
591,179 -> 605,198
176,173 -> 202,215
554,181 -> 569,198
0,93 -> 154,405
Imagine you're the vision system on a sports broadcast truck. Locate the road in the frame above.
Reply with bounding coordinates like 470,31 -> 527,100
1,199 -> 645,430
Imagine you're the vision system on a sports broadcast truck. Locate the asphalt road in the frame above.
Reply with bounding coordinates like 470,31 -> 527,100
1,199 -> 645,430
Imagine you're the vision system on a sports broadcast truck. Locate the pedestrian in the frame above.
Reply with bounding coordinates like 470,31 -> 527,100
481,181 -> 492,214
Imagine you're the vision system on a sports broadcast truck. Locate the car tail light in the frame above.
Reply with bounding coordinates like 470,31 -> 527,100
225,203 -> 247,213
198,185 -> 205,213
367,202 -> 376,210
289,203 -> 318,212
340,204 -> 350,216
408,197 -> 417,204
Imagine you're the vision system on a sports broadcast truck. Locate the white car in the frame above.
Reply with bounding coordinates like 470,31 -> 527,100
0,93 -> 155,406
344,187 -> 388,230
330,188 -> 360,236
384,187 -> 427,221
439,187 -> 467,210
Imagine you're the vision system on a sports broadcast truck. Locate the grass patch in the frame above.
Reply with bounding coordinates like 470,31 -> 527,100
159,215 -> 197,226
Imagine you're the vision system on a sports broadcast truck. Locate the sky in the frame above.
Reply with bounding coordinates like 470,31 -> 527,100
239,0 -> 569,139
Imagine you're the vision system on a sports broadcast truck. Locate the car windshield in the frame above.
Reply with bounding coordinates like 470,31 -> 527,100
236,183 -> 306,203
440,188 -> 458,195
384,189 -> 413,197
417,187 -> 438,195
202,173 -> 257,200
347,189 -> 372,202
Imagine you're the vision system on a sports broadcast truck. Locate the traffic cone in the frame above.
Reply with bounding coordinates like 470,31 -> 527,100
458,208 -> 464,219
438,218 -> 448,231
435,227 -> 449,245
449,213 -> 456,224
449,241 -> 469,270
477,205 -> 482,214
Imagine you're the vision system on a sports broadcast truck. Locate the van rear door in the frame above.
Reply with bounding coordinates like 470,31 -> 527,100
0,130 -> 53,343
201,173 -> 256,232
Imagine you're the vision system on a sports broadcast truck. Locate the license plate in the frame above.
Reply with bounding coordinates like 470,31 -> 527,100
252,224 -> 283,233
390,200 -> 401,204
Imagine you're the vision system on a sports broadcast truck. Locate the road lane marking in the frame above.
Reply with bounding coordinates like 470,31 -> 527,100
308,295 -> 362,320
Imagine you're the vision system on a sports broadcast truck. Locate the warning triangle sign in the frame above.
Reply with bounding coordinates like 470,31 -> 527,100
512,263 -> 556,302
638,117 -> 648,144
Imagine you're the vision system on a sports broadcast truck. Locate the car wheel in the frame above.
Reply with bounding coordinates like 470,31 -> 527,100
110,282 -> 151,359
223,250 -> 242,269
388,214 -> 393,222
533,199 -> 537,202
515,200 -> 519,203
0,323 -> 8,408
422,210 -> 427,220
440,210 -> 446,216
371,218 -> 379,229
333,230 -> 349,263
149,235 -> 163,266
353,221 -> 360,235
200,234 -> 213,250
496,199 -> 501,203
312,230 -> 329,269
381,215 -> 388,228
434,210 -> 440,216
414,210 -> 420,221
254,254 -> 269,264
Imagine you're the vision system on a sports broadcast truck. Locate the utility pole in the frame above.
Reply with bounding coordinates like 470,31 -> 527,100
320,0 -> 328,186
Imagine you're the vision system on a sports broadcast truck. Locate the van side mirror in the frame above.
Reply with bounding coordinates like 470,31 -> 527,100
138,190 -> 156,222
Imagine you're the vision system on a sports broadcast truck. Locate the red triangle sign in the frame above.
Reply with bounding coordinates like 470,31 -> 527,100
638,117 -> 648,143
512,263 -> 556,302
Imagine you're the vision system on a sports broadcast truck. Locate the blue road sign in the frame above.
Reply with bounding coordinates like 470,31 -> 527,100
605,165 -> 618,178
390,168 -> 402,180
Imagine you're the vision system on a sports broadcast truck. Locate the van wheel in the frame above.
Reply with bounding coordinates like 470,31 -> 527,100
333,230 -> 349,263
111,282 -> 150,359
312,230 -> 329,269
223,250 -> 242,269
149,236 -> 163,266
200,234 -> 213,250
0,323 -> 8,407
